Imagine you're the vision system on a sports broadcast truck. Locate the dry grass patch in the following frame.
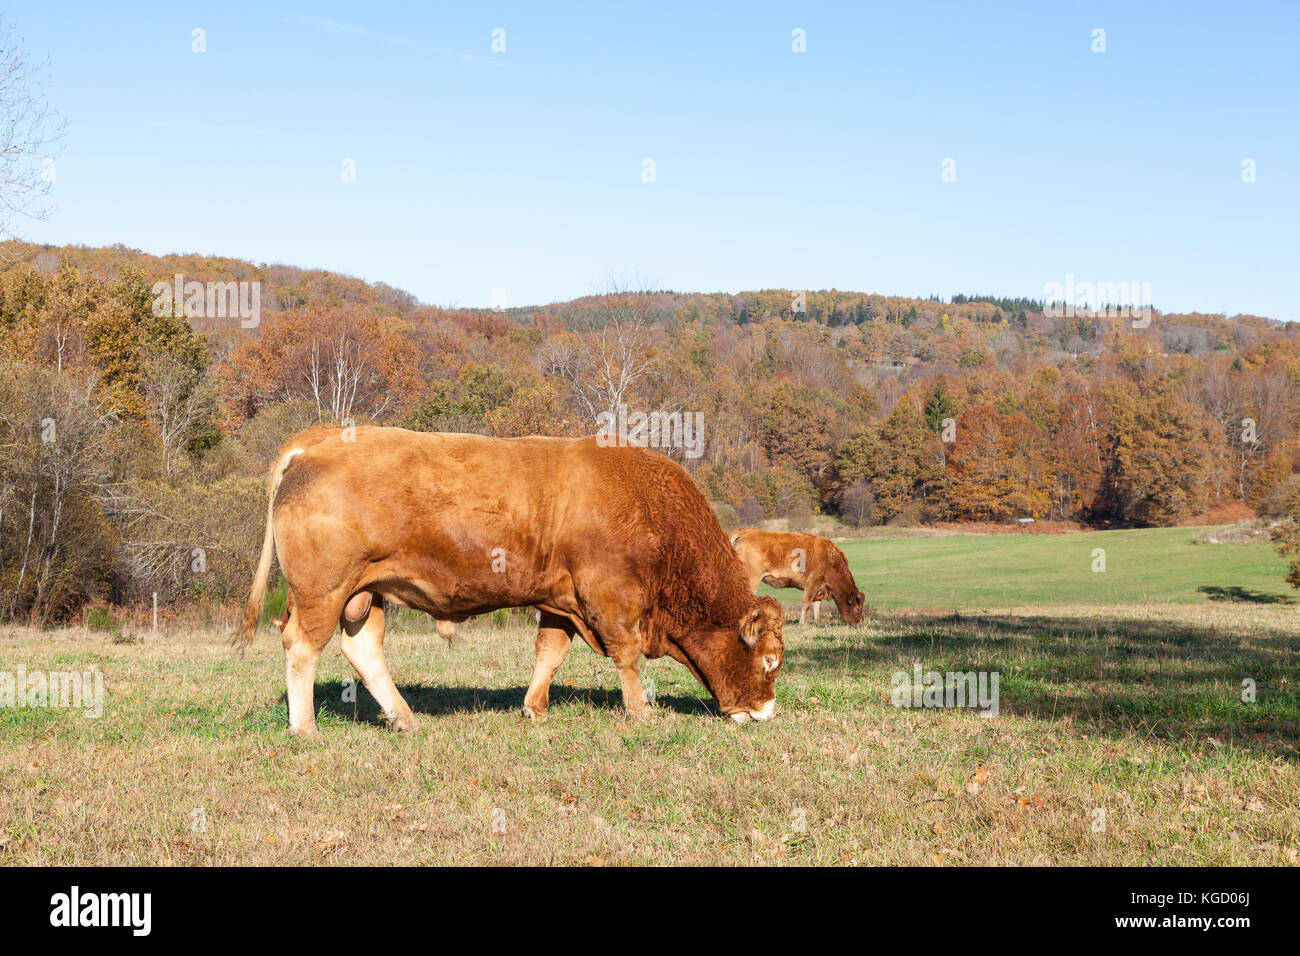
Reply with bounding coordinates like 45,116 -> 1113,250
1,604 -> 1296,865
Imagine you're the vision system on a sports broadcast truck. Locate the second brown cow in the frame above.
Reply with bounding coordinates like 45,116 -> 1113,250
730,528 -> 866,625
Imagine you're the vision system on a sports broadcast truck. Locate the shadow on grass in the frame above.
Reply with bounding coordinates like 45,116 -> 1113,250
1197,585 -> 1293,605
309,680 -> 717,724
791,611 -> 1300,760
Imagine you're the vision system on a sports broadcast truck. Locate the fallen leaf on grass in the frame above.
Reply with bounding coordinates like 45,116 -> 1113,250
314,830 -> 347,855
1015,793 -> 1045,811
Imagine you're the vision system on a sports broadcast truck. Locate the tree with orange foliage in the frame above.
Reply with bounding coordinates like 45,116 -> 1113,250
220,305 -> 421,429
946,405 -> 1051,521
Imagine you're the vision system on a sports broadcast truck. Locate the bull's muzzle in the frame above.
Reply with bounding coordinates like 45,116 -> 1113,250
728,698 -> 777,723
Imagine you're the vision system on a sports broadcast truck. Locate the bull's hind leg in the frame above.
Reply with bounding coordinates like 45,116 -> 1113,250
522,612 -> 575,720
282,598 -> 340,736
340,594 -> 417,732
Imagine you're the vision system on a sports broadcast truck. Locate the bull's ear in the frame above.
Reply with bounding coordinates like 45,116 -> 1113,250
739,607 -> 762,647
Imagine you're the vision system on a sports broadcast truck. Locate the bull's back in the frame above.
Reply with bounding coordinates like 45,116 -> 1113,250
274,429 -> 682,589
278,429 -> 588,552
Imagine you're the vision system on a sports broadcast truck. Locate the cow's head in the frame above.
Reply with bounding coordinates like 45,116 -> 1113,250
709,595 -> 787,721
827,554 -> 866,625
831,587 -> 867,626
666,597 -> 785,722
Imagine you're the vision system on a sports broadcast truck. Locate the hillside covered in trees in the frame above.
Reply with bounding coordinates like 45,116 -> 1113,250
2,241 -> 1299,623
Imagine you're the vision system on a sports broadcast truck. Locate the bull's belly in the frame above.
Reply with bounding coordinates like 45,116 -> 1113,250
761,574 -> 801,590
357,559 -> 564,623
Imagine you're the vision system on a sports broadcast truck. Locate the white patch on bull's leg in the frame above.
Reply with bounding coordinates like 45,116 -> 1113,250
813,600 -> 821,625
729,711 -> 750,723
340,601 -> 417,732
283,622 -> 322,736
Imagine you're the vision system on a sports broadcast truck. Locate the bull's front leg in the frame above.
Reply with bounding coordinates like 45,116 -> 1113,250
522,612 -> 574,720
610,641 -> 652,718
813,600 -> 821,625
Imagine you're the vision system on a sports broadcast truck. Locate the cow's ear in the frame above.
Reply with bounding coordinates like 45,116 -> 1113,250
739,607 -> 762,647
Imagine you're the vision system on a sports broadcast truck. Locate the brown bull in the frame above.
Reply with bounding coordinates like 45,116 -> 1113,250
729,528 -> 866,625
237,426 -> 785,734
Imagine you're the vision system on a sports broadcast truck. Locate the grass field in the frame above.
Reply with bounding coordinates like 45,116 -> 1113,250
830,526 -> 1295,609
1,527 -> 1297,866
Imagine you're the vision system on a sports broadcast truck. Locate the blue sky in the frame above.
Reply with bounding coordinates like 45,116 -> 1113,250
9,1 -> 1299,319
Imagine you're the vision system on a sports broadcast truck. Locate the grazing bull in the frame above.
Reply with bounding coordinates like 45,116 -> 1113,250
237,426 -> 785,734
729,528 -> 866,625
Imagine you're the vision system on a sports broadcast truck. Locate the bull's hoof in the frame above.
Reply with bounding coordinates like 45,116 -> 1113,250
288,723 -> 320,738
623,703 -> 654,720
520,704 -> 546,722
381,710 -> 418,732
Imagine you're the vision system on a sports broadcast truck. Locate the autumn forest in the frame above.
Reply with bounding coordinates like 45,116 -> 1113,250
3,241 -> 1299,624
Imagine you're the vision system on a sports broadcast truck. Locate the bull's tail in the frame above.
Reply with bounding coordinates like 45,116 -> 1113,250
234,448 -> 303,652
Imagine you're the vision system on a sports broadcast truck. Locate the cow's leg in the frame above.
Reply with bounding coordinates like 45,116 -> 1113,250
575,574 -> 651,718
813,600 -> 821,625
611,639 -> 652,718
522,612 -> 574,720
340,594 -> 417,732
799,596 -> 809,625
282,600 -> 337,737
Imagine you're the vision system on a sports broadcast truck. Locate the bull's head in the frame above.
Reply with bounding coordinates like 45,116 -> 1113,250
667,596 -> 785,722
723,596 -> 786,721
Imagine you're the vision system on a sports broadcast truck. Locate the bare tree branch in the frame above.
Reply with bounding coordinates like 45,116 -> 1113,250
0,16 -> 66,252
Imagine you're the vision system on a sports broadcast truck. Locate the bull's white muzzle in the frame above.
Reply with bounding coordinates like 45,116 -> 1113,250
729,699 -> 777,722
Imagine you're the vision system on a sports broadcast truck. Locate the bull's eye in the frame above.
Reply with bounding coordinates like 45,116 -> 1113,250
762,654 -> 780,675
